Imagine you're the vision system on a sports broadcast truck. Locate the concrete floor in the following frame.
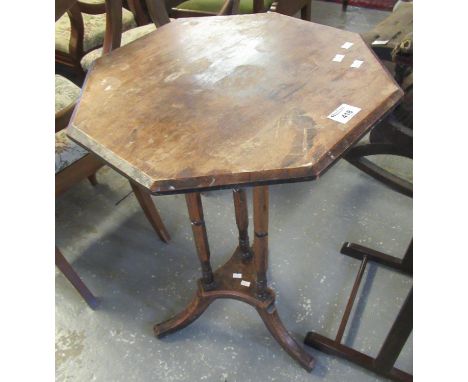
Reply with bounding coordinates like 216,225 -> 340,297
56,2 -> 412,381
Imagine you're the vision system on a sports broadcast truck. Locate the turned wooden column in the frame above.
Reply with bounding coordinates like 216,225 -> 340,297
233,188 -> 251,259
253,186 -> 269,299
185,193 -> 214,288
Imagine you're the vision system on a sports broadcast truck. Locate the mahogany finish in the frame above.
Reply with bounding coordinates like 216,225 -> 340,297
155,187 -> 315,371
185,193 -> 215,286
68,13 -> 402,370
130,181 -> 171,243
304,288 -> 413,381
304,178 -> 412,379
55,246 -> 99,309
233,188 -> 251,257
56,0 -> 79,21
68,13 -> 402,194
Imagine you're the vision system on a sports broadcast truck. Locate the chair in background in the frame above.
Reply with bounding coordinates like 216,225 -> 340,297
169,0 -> 268,17
304,4 -> 413,378
55,74 -> 170,247
304,179 -> 413,380
55,247 -> 99,309
126,0 -> 152,25
342,0 -> 412,12
80,0 -> 240,72
269,0 -> 312,20
348,1 -> 413,198
55,0 -> 140,76
55,5 -> 171,305
169,0 -> 311,20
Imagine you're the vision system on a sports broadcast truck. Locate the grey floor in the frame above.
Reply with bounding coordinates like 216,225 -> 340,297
56,2 -> 412,381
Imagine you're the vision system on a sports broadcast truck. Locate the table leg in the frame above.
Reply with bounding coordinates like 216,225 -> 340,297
253,186 -> 268,299
154,187 -> 315,371
185,192 -> 214,287
233,188 -> 251,259
55,247 -> 99,309
154,290 -> 213,338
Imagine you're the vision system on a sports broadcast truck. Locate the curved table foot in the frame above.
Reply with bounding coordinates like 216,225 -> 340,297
154,291 -> 212,338
154,248 -> 315,371
258,305 -> 315,371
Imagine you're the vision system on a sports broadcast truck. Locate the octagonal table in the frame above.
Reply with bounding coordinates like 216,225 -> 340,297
68,13 -> 402,371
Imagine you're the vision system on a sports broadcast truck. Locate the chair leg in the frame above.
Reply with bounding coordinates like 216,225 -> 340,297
55,247 -> 98,309
88,173 -> 98,186
301,1 -> 312,21
130,181 -> 171,243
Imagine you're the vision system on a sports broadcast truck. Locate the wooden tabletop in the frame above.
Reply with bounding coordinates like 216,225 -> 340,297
68,13 -> 402,194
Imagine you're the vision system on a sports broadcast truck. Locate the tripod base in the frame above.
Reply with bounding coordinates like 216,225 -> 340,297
154,246 -> 315,372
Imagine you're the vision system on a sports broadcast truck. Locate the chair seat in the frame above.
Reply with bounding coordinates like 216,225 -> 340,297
176,0 -> 273,14
55,1 -> 137,55
55,75 -> 88,173
81,23 -> 157,71
56,130 -> 89,174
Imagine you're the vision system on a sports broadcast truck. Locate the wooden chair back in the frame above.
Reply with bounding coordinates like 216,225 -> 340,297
104,0 -> 241,55
270,0 -> 311,20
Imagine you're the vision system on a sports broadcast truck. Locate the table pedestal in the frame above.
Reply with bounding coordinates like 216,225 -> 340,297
154,186 -> 315,372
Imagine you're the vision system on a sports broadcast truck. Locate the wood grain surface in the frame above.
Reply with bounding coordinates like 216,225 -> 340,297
68,13 -> 402,194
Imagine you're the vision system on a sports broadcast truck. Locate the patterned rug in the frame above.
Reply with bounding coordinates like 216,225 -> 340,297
321,0 -> 398,11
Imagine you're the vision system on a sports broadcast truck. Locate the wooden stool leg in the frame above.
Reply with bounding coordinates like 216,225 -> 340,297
233,188 -> 251,259
55,247 -> 98,309
400,240 -> 413,274
253,0 -> 263,13
301,0 -> 312,21
304,241 -> 413,381
185,193 -> 215,288
374,288 -> 413,372
87,173 -> 98,186
342,0 -> 349,11
253,186 -> 269,299
130,181 -> 171,243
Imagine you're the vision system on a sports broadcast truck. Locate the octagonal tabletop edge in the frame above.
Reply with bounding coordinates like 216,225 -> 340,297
68,13 -> 403,195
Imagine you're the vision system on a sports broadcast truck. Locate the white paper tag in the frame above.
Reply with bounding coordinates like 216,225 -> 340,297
341,42 -> 354,49
350,60 -> 363,68
332,54 -> 345,62
240,280 -> 251,287
372,40 -> 389,45
233,273 -> 242,279
327,104 -> 361,124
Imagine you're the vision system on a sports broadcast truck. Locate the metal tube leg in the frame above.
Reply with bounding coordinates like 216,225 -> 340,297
253,186 -> 269,299
185,193 -> 214,288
